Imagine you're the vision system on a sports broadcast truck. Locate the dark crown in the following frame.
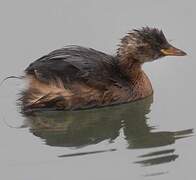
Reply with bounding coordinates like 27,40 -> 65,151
134,27 -> 169,49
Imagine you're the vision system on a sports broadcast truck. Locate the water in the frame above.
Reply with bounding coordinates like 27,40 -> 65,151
0,0 -> 195,179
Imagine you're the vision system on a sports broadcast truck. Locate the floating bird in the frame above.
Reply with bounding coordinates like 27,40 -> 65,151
21,27 -> 186,111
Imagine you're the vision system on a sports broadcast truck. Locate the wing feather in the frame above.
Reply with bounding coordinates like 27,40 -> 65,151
25,46 -> 119,88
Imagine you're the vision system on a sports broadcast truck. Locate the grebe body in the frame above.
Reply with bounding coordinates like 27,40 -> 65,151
21,27 -> 186,111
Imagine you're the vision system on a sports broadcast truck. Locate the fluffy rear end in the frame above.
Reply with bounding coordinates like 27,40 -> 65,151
20,75 -> 105,112
20,75 -> 74,111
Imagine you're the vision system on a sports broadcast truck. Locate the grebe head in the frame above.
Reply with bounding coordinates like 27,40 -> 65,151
118,27 -> 187,63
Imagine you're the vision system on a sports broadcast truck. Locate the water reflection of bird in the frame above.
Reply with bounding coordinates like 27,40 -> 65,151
23,95 -> 193,165
20,27 -> 186,112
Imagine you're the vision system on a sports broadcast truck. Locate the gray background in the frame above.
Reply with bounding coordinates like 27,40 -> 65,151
0,0 -> 195,180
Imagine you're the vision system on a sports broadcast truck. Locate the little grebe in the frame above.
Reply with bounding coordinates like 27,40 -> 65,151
21,27 -> 186,111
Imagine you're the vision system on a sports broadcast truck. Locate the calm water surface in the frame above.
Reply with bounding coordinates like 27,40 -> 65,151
0,1 -> 195,180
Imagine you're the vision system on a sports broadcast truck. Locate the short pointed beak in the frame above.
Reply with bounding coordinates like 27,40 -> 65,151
161,46 -> 187,56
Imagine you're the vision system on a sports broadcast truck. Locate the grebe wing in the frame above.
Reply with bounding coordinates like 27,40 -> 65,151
25,46 -> 118,88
